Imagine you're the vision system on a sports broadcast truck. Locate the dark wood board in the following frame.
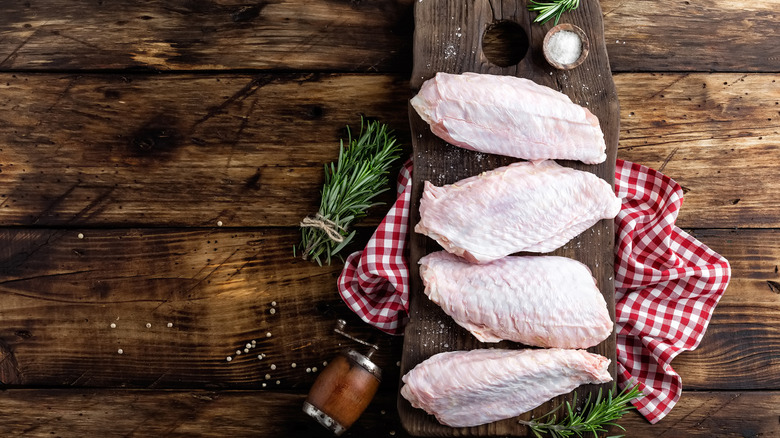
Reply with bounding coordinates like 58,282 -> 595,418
399,0 -> 619,435
1,389 -> 780,437
0,228 -> 405,389
0,227 -> 779,389
0,73 -> 410,228
0,0 -> 415,73
1,0 -> 779,73
602,0 -> 780,73
1,72 -> 777,228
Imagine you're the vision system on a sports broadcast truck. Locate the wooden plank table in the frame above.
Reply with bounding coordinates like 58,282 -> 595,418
1,0 -> 778,436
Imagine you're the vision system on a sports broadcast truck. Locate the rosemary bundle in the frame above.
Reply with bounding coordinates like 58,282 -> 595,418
298,118 -> 402,266
528,0 -> 581,25
519,384 -> 642,438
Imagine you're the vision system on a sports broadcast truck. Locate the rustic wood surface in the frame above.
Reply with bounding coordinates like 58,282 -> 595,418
0,73 -> 411,227
0,73 -> 776,228
1,0 -> 779,436
0,0 -> 416,72
0,389 -> 777,438
400,0 -> 618,435
1,0 -> 778,73
0,228 -> 777,390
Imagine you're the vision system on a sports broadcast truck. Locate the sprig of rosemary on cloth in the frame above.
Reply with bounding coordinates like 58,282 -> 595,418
298,118 -> 401,266
527,0 -> 581,25
519,384 -> 642,438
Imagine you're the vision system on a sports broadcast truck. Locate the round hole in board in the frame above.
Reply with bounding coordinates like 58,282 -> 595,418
482,21 -> 529,67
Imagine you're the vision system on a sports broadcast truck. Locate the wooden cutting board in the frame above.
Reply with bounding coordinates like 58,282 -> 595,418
398,0 -> 619,436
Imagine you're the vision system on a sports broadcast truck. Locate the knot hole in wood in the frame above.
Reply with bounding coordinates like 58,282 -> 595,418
482,20 -> 529,67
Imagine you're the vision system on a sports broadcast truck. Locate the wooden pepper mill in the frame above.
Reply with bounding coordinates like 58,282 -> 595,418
303,319 -> 382,435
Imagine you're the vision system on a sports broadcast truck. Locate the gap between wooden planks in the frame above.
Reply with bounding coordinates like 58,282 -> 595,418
0,0 -> 415,72
0,227 -> 403,389
0,228 -> 778,390
0,388 -> 776,437
0,0 -> 777,72
0,73 -> 778,228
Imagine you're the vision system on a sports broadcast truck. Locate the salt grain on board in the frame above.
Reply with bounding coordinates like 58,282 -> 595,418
444,44 -> 456,59
110,323 -> 116,329
117,349 -> 123,354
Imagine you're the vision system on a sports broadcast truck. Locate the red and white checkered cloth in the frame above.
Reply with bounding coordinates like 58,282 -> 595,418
337,158 -> 730,424
338,159 -> 412,333
614,160 -> 730,422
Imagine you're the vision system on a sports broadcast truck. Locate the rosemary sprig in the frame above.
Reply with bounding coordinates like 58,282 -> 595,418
298,118 -> 401,266
527,0 -> 581,25
519,383 -> 643,438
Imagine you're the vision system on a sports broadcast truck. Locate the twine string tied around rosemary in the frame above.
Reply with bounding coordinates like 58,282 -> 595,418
300,212 -> 346,244
297,118 -> 401,266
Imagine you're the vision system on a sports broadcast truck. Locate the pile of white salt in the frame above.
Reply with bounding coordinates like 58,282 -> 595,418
546,30 -> 582,65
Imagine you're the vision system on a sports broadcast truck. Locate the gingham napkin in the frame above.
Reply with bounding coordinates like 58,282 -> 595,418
337,158 -> 731,424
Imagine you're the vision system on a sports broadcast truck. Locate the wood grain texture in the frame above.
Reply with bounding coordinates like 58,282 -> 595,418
1,0 -> 778,73
0,0 -> 776,434
602,0 -> 780,72
0,228 -> 405,389
615,73 -> 780,229
0,73 -> 410,227
686,229 -> 780,308
400,0 -> 618,435
665,229 -> 780,390
1,73 -> 778,228
618,391 -> 780,437
1,227 -> 778,390
0,389 -> 777,437
674,305 -> 780,390
0,0 -> 414,72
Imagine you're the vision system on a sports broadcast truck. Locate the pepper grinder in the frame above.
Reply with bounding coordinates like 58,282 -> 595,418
303,319 -> 382,435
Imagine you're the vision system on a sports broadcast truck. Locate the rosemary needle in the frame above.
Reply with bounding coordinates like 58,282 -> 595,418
519,383 -> 643,438
527,0 -> 581,26
298,118 -> 402,266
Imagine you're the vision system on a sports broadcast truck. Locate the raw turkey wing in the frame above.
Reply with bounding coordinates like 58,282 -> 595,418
400,348 -> 612,427
419,251 -> 613,348
415,160 -> 622,263
411,72 -> 607,164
